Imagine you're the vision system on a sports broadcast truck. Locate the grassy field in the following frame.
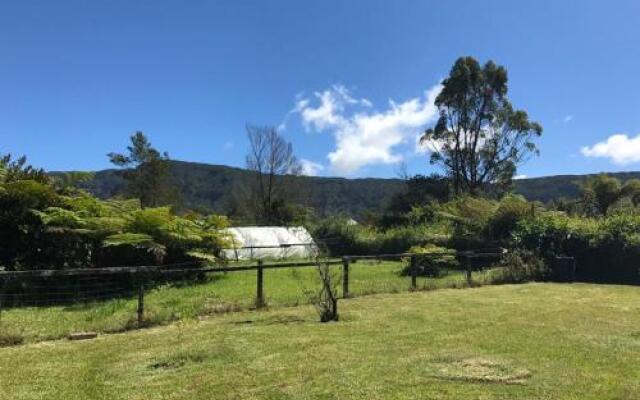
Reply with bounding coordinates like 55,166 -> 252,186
1,283 -> 639,399
0,260 -> 497,343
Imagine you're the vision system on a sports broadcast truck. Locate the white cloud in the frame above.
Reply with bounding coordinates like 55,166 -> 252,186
581,134 -> 640,165
299,159 -> 324,176
513,174 -> 528,180
297,85 -> 372,133
563,115 -> 574,123
293,83 -> 442,174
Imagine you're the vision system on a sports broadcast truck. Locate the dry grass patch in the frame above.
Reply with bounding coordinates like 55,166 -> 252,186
429,355 -> 531,384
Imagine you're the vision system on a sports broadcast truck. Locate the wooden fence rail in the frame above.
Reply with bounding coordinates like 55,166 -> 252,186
0,250 -> 509,321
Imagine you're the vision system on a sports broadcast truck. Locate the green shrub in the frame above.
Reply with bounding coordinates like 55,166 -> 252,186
434,196 -> 497,250
310,217 -> 449,256
403,245 -> 458,277
0,180 -> 59,269
513,214 -> 640,284
494,249 -> 548,284
0,178 -> 230,270
434,194 -> 539,249
487,194 -> 534,241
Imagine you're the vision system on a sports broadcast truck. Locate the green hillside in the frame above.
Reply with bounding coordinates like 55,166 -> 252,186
513,171 -> 640,203
63,160 -> 640,215
68,160 -> 406,218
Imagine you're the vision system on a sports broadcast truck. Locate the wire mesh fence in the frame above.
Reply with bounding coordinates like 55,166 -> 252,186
0,250 -> 513,345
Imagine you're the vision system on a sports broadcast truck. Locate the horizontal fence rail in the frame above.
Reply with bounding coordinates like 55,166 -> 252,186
0,249 -> 510,277
0,260 -> 345,278
0,250 -> 526,339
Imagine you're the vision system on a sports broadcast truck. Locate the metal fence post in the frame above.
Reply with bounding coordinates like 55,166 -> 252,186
410,255 -> 417,291
342,257 -> 350,298
256,260 -> 265,308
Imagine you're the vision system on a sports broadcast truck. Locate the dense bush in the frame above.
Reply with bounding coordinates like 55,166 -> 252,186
486,194 -> 535,241
493,249 -> 548,284
513,214 -> 640,284
436,195 -> 496,250
0,168 -> 230,271
435,194 -> 538,247
0,180 -> 61,269
312,195 -> 539,257
402,244 -> 458,277
310,217 -> 449,256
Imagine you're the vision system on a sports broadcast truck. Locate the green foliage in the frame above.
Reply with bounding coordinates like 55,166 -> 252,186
494,249 -> 548,284
486,194 -> 534,240
513,213 -> 640,283
579,174 -> 640,216
33,207 -> 89,229
260,200 -> 313,226
108,132 -> 180,208
314,195 -> 540,257
437,196 -> 496,227
421,57 -> 542,195
102,233 -> 167,265
127,207 -> 173,237
52,171 -> 95,195
0,154 -> 50,185
0,180 -> 60,269
404,244 -> 458,277
0,166 -> 230,270
434,196 -> 497,249
382,174 -> 450,226
0,161 -> 6,193
55,158 -> 640,220
622,178 -> 640,206
73,160 -> 408,220
2,180 -> 58,210
103,233 -> 159,247
310,217 -> 449,256
422,195 -> 540,250
580,174 -> 622,216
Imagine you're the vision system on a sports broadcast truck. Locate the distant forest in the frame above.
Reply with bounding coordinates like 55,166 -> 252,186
52,159 -> 640,218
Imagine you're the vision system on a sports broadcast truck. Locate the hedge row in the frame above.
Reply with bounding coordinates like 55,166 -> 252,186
513,214 -> 640,284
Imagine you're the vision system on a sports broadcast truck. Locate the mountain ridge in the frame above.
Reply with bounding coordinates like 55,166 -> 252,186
57,160 -> 640,216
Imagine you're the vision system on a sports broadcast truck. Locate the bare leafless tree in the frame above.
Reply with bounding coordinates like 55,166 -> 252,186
245,125 -> 301,224
314,262 -> 339,322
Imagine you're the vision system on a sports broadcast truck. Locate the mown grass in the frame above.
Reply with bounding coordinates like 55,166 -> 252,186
0,260 -> 498,343
1,283 -> 639,399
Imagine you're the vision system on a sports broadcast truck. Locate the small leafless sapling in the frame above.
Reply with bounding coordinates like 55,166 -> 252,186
313,262 -> 339,323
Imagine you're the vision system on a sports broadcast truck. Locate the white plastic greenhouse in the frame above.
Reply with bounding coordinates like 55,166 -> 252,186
222,226 -> 319,261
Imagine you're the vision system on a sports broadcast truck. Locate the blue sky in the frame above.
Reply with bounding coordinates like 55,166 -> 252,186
1,0 -> 640,178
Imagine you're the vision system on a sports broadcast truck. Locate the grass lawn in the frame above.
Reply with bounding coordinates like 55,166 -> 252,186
1,283 -> 639,399
0,261 -> 494,343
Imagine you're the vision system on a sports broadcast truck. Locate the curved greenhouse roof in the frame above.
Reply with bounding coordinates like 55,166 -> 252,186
222,226 -> 318,260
